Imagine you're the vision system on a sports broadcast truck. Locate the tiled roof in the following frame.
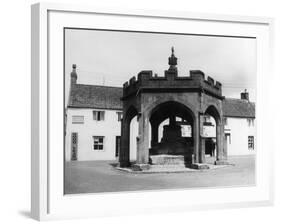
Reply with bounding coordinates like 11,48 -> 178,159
222,98 -> 255,118
68,84 -> 123,110
68,84 -> 255,118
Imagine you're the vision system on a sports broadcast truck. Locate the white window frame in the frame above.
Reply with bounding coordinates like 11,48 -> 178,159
248,136 -> 254,150
117,111 -> 123,121
93,110 -> 105,121
93,136 -> 105,151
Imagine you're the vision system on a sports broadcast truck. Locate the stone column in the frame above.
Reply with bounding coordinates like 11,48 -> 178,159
198,114 -> 206,164
215,120 -> 228,165
150,121 -> 159,147
199,137 -> 206,163
193,114 -> 200,163
223,134 -> 228,159
136,112 -> 150,165
119,118 -> 130,167
169,115 -> 176,125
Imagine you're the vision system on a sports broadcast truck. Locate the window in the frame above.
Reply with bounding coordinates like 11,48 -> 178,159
225,133 -> 231,144
248,136 -> 254,150
72,115 -> 84,124
247,118 -> 254,127
117,112 -> 123,121
93,111 -> 105,121
93,136 -> 104,150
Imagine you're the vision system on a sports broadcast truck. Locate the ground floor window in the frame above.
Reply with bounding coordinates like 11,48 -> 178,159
93,136 -> 104,150
248,136 -> 254,150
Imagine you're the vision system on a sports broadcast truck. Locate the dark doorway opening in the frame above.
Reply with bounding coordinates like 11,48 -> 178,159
149,101 -> 195,166
115,136 -> 121,157
71,132 -> 78,161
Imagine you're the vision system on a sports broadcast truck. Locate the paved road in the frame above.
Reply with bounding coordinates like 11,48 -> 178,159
64,155 -> 255,194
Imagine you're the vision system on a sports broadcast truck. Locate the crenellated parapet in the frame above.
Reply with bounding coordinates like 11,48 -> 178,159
122,69 -> 223,99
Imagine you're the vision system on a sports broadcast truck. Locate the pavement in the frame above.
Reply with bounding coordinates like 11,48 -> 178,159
64,155 -> 255,194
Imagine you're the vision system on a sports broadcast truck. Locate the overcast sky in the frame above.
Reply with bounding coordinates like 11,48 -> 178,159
65,29 -> 256,104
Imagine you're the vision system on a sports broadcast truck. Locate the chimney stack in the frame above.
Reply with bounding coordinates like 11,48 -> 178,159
241,89 -> 249,101
70,64 -> 77,85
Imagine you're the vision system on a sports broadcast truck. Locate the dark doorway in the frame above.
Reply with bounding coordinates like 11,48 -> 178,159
205,138 -> 215,157
71,132 -> 78,161
149,101 -> 195,165
115,136 -> 121,157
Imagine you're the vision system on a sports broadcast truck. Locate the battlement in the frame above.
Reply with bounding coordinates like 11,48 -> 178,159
123,69 -> 223,99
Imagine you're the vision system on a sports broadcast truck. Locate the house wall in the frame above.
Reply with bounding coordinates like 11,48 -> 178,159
65,108 -> 121,161
65,108 -> 138,161
225,117 -> 256,156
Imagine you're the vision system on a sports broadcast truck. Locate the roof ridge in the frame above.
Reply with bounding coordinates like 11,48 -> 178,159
76,83 -> 122,89
224,97 -> 255,104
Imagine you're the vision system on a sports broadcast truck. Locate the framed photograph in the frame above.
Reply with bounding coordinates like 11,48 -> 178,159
31,2 -> 274,221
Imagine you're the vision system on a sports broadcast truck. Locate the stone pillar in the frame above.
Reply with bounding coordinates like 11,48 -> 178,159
193,114 -> 200,163
136,112 -> 150,165
169,115 -> 176,125
151,122 -> 159,147
119,118 -> 130,167
215,120 -> 228,165
223,134 -> 228,159
199,137 -> 206,163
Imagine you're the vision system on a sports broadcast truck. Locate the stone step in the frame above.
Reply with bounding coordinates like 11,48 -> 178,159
150,154 -> 186,165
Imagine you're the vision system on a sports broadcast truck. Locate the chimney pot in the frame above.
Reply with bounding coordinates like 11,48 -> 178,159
241,89 -> 249,101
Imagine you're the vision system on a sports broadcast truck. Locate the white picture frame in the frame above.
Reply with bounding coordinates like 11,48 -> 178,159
31,2 -> 274,221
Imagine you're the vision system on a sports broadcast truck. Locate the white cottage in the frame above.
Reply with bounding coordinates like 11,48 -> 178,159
65,65 -> 256,161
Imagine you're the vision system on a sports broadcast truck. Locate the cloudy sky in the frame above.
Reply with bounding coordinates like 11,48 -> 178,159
65,29 -> 256,103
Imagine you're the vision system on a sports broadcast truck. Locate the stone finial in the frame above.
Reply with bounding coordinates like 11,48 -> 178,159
168,46 -> 177,71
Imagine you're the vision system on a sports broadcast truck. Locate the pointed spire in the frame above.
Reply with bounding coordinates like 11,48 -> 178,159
168,47 -> 177,71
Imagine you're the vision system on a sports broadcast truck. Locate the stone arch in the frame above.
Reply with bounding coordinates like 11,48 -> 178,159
204,105 -> 225,164
149,101 -> 195,148
124,105 -> 138,123
148,101 -> 196,164
119,105 -> 138,167
204,104 -> 222,123
147,98 -> 197,120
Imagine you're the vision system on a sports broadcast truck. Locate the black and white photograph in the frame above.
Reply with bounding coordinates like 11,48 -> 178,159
64,28 -> 256,194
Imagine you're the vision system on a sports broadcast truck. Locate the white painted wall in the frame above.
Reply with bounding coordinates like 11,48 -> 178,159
65,108 -> 122,161
65,108 -> 139,161
225,117 -> 256,156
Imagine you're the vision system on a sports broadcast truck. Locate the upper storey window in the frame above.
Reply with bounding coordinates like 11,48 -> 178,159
247,118 -> 255,127
117,112 -> 123,122
93,111 -> 105,121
